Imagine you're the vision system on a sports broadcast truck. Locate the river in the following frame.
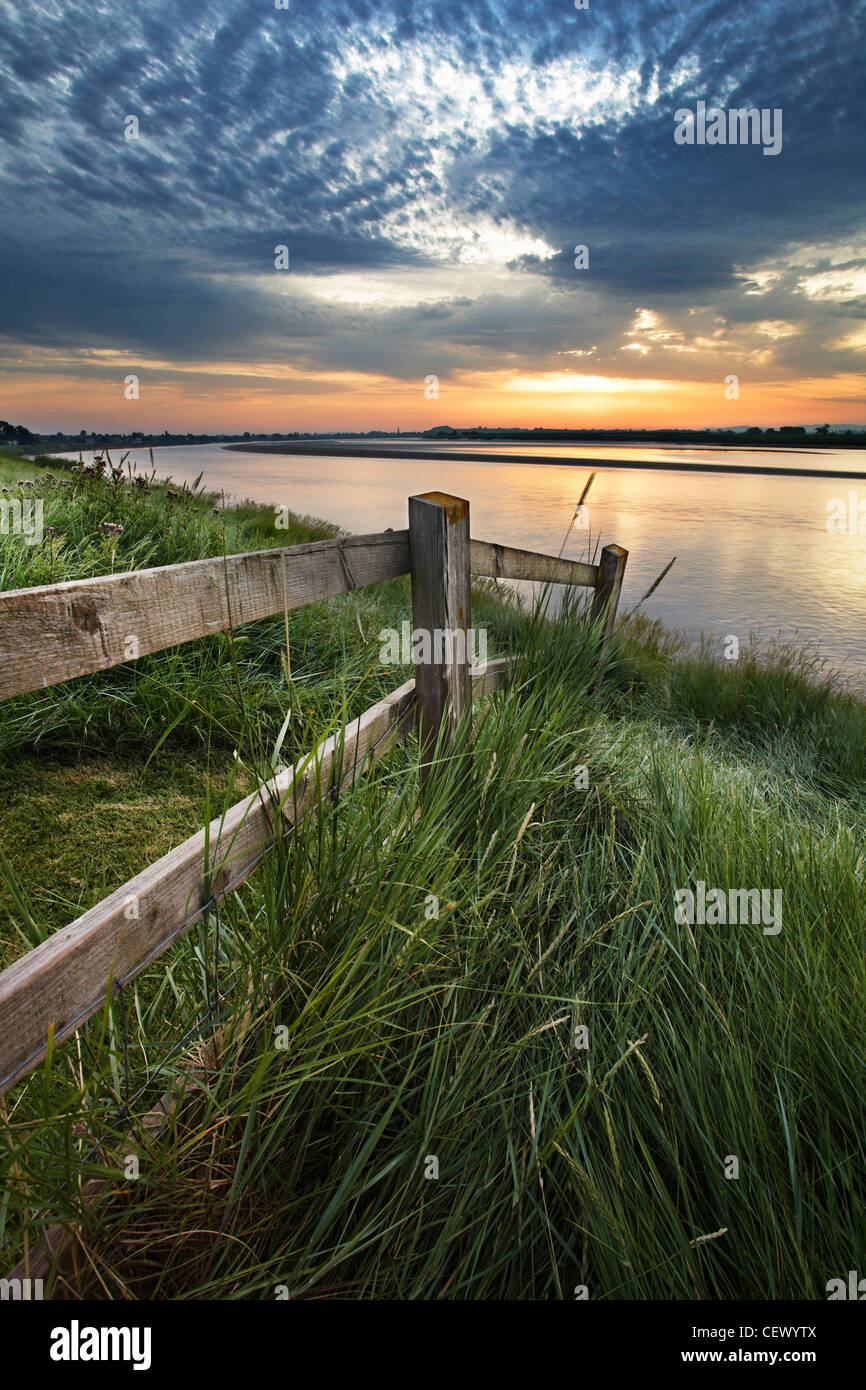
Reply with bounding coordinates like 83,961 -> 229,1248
59,440 -> 866,684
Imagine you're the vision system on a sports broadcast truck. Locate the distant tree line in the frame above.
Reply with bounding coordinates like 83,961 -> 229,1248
0,421 -> 38,444
421,423 -> 863,445
2,419 -> 864,452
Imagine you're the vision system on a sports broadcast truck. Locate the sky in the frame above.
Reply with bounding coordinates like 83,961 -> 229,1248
1,0 -> 864,434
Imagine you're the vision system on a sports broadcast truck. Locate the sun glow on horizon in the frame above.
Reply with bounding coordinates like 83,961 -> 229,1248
504,372 -> 674,394
6,357 -> 865,435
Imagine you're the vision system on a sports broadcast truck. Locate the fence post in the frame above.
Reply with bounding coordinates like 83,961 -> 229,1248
590,543 -> 628,640
408,492 -> 472,786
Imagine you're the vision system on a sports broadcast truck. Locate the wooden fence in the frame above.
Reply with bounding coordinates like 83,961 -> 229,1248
0,492 -> 627,1097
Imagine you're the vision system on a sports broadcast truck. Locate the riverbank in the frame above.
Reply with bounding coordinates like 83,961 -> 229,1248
1,447 -> 864,1299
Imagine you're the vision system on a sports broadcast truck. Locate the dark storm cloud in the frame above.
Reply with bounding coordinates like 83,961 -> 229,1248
0,0 -> 863,385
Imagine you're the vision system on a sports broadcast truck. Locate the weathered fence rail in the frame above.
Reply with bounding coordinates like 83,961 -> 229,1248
0,530 -> 412,701
0,492 -> 627,1095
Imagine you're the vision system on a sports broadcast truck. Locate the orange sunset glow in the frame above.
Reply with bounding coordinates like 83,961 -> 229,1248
5,363 -> 866,435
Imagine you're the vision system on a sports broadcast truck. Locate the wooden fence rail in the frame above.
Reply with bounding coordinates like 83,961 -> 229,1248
0,535 -> 608,703
0,492 -> 627,1095
0,531 -> 411,702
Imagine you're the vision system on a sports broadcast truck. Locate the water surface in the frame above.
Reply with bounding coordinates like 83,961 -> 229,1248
61,442 -> 866,684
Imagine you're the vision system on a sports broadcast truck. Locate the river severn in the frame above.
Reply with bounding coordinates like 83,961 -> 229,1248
61,440 -> 866,684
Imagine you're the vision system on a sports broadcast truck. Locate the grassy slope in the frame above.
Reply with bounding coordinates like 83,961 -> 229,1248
0,449 -> 350,957
1,450 -> 864,1300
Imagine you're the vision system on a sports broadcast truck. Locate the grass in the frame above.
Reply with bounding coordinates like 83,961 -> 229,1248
0,449 -> 864,1300
0,755 -> 256,960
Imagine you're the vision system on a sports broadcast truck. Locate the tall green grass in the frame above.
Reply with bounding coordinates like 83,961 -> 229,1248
1,589 -> 864,1300
0,451 -> 350,758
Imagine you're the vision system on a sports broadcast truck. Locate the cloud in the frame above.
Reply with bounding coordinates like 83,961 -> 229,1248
0,0 -> 863,413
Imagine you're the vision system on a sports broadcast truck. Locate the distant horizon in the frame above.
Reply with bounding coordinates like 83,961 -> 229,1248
10,421 -> 866,444
8,402 -> 866,438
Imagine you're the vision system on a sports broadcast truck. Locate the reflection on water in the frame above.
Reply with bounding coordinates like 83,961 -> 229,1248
60,442 -> 866,684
